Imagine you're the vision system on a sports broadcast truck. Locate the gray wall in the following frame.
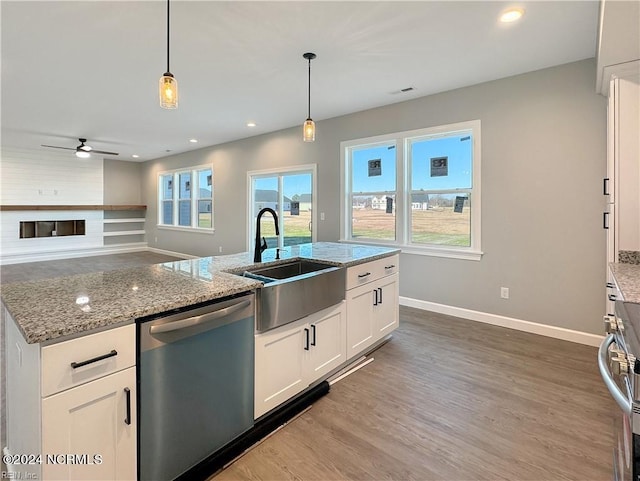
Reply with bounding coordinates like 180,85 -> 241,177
103,159 -> 143,204
141,59 -> 607,335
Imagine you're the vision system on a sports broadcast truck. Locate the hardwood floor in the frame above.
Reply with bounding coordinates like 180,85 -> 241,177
214,306 -> 614,481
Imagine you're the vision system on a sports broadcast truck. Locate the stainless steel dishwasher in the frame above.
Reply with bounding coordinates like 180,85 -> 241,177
137,293 -> 255,481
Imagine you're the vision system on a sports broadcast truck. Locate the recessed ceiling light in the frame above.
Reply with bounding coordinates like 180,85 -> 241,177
189,138 -> 198,143
500,7 -> 524,23
132,154 -> 140,158
247,122 -> 256,127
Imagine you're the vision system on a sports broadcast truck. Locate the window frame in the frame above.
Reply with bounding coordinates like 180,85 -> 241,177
157,164 -> 214,233
246,164 -> 317,251
340,120 -> 482,261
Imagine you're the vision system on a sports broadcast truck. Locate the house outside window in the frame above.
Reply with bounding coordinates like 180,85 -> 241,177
340,120 -> 482,260
158,165 -> 213,231
247,165 -> 316,250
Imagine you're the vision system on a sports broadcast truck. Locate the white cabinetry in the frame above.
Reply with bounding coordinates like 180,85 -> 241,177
345,255 -> 399,360
605,71 -> 640,263
4,312 -> 136,481
42,368 -> 136,480
253,253 -> 400,420
254,302 -> 346,419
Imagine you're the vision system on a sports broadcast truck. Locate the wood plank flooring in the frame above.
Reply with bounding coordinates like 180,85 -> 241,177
214,307 -> 614,481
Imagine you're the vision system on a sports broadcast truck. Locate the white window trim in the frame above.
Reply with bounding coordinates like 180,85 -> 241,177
246,164 -> 317,252
340,120 -> 482,261
157,164 -> 214,231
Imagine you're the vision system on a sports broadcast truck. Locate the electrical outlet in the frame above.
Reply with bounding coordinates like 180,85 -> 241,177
320,212 -> 325,221
154,236 -> 158,243
500,287 -> 510,299
219,246 -> 223,253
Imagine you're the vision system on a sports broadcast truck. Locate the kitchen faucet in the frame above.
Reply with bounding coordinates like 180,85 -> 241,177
254,208 -> 279,263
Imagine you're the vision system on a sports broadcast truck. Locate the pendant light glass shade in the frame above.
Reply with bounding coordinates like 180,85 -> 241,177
303,119 -> 315,142
159,73 -> 178,109
302,52 -> 316,142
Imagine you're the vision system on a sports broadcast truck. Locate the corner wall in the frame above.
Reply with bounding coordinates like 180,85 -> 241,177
142,59 -> 607,335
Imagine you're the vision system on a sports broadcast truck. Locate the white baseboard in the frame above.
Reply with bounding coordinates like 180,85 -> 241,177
147,247 -> 196,259
400,296 -> 603,347
0,243 -> 149,265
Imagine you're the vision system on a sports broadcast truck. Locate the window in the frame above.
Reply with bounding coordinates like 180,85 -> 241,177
158,165 -> 213,231
248,165 -> 316,250
341,120 -> 481,260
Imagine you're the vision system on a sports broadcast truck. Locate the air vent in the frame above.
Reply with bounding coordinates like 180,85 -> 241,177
390,87 -> 416,95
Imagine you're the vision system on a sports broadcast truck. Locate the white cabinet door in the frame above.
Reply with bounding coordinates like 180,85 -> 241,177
306,302 -> 346,382
346,282 -> 375,359
254,303 -> 347,419
374,273 -> 399,338
41,367 -> 136,481
254,319 -> 307,419
615,77 -> 640,252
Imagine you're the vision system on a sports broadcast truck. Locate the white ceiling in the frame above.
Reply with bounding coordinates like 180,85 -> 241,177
1,1 -> 599,162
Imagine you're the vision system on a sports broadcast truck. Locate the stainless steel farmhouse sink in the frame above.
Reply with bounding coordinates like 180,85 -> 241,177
247,259 -> 338,280
236,259 -> 345,333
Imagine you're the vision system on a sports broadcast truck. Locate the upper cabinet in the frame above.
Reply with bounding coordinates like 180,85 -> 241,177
596,0 -> 640,95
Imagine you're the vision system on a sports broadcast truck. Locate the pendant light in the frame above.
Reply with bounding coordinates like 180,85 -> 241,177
303,52 -> 316,142
159,0 -> 178,109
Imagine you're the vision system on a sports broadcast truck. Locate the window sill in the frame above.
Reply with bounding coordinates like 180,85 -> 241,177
339,239 -> 483,261
157,225 -> 215,234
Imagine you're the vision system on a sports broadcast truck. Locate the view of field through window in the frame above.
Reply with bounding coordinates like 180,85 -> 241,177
348,130 -> 473,247
252,172 -> 313,247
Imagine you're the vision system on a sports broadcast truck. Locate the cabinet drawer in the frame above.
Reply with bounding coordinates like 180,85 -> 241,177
41,324 -> 135,397
346,254 -> 399,290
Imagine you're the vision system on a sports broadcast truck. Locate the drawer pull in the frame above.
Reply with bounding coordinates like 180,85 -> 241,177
358,272 -> 371,278
70,349 -> 118,369
608,294 -> 617,302
124,387 -> 131,425
384,265 -> 396,270
606,282 -> 615,289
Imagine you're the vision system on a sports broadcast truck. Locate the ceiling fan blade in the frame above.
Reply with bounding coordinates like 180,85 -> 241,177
41,144 -> 75,151
91,150 -> 119,156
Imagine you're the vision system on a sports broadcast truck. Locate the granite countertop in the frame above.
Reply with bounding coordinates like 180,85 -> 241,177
207,242 -> 401,273
1,242 -> 399,344
610,262 -> 640,304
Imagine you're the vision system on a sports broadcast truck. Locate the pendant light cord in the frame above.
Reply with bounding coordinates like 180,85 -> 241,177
307,57 -> 311,119
166,0 -> 170,73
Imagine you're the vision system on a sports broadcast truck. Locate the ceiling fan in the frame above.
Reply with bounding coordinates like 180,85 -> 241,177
41,138 -> 119,158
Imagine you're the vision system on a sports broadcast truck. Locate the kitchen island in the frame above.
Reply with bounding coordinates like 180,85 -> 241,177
2,242 -> 399,481
2,242 -> 398,345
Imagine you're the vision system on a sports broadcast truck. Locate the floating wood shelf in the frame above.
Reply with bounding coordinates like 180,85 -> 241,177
0,205 -> 146,211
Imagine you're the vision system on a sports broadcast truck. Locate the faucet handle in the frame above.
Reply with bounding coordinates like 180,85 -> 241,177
260,236 -> 268,252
